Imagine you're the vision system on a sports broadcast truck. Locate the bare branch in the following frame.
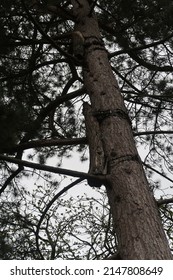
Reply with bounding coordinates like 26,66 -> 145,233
0,166 -> 23,196
134,130 -> 173,137
142,161 -> 173,184
0,154 -> 106,183
4,137 -> 87,154
36,178 -> 83,259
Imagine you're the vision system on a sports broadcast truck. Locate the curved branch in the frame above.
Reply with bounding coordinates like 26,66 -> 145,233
0,166 -> 23,196
62,76 -> 79,95
103,21 -> 173,72
109,32 -> 173,58
36,178 -> 83,259
127,51 -> 173,72
21,87 -> 85,143
21,0 -> 74,61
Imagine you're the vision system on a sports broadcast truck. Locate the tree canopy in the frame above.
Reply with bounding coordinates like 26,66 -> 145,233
0,0 -> 173,259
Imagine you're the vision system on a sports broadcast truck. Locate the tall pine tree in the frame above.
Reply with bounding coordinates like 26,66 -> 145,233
0,0 -> 173,259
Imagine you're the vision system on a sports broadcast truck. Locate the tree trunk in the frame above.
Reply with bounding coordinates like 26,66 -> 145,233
71,0 -> 172,259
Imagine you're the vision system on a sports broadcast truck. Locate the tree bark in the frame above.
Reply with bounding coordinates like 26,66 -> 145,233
71,0 -> 172,259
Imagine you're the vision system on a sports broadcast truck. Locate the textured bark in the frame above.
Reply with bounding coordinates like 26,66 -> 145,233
83,103 -> 105,175
83,102 -> 108,188
72,0 -> 172,259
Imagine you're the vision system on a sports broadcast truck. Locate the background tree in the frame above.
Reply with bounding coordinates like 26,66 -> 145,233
0,0 -> 173,259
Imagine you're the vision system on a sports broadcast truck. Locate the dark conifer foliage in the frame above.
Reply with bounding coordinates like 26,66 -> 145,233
0,0 -> 173,259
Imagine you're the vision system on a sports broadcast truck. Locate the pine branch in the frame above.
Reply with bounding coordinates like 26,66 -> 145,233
21,0 -> 74,60
109,32 -> 173,58
4,137 -> 87,153
21,87 -> 85,143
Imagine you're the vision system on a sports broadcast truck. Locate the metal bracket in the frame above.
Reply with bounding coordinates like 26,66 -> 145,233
93,109 -> 131,124
108,154 -> 140,168
84,36 -> 105,49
